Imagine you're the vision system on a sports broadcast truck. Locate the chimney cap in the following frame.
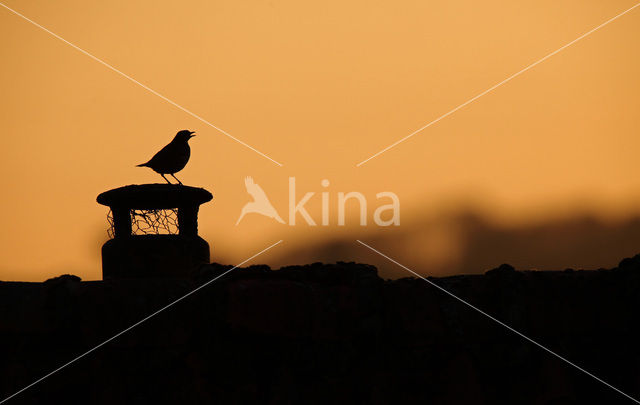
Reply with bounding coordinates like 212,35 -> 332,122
97,184 -> 212,209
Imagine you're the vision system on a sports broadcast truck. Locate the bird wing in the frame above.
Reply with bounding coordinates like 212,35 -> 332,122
244,177 -> 270,204
146,142 -> 175,167
143,141 -> 190,174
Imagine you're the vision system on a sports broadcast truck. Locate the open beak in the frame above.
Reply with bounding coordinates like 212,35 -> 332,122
189,131 -> 196,138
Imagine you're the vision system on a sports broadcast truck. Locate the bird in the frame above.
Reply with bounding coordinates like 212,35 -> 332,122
236,177 -> 285,225
137,130 -> 195,185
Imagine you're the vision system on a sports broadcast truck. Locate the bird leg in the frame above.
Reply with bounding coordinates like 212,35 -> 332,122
160,174 -> 172,184
171,174 -> 183,185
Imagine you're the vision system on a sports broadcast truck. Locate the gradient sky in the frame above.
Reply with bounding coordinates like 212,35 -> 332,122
1,0 -> 640,281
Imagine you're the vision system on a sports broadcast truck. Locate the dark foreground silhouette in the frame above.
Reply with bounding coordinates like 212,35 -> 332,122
2,257 -> 640,404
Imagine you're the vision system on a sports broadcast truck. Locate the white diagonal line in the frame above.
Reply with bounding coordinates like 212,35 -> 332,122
0,2 -> 283,167
0,239 -> 283,404
356,239 -> 640,404
356,2 -> 640,167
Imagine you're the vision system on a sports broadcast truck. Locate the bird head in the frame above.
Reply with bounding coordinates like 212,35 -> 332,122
174,130 -> 196,142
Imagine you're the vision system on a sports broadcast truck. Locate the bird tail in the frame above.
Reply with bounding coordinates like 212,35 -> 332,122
236,208 -> 247,226
273,212 -> 285,224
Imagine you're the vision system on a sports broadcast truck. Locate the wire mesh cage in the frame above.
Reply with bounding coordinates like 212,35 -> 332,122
107,208 -> 179,237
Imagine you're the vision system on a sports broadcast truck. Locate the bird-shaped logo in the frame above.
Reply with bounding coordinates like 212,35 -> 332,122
137,129 -> 196,185
236,177 -> 285,225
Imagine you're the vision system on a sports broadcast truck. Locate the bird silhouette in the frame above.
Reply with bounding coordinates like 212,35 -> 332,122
236,177 -> 285,225
137,130 -> 195,185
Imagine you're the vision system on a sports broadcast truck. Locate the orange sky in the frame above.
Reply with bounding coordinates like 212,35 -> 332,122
1,0 -> 639,281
